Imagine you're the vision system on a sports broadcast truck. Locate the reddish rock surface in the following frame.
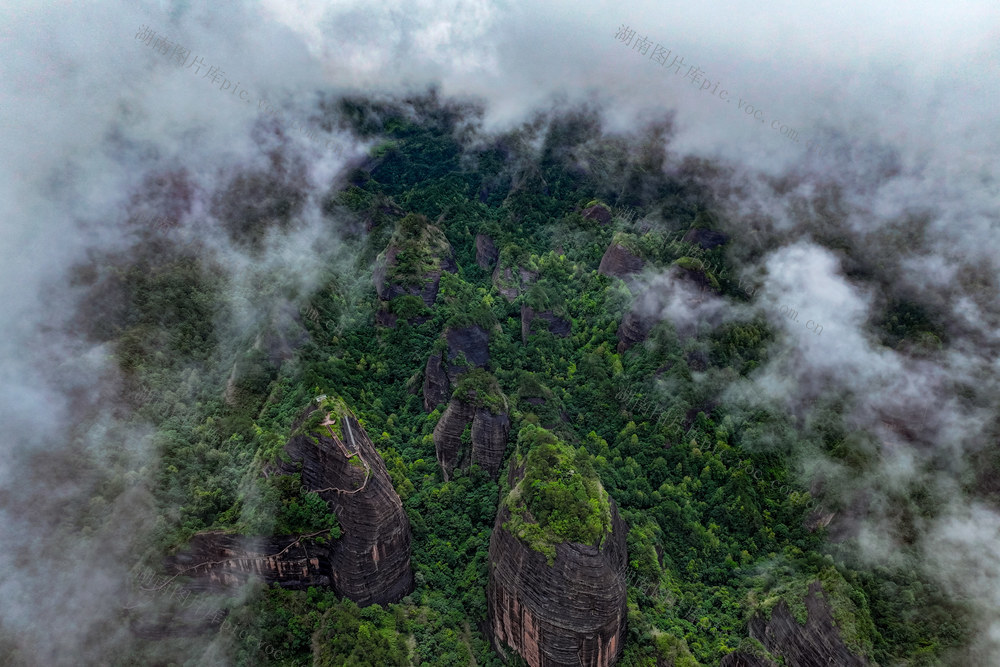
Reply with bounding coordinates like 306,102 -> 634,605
164,532 -> 331,593
164,402 -> 413,608
488,463 -> 628,666
281,406 -> 414,606
433,397 -> 510,480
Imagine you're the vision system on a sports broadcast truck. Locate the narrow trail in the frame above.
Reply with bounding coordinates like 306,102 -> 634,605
308,414 -> 371,496
128,529 -> 334,597
127,413 -> 371,601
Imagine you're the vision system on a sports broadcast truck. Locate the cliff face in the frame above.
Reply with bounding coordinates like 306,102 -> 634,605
164,532 -> 331,592
477,233 -> 499,270
373,215 -> 458,313
581,204 -> 612,226
598,243 -> 646,280
422,352 -> 451,411
521,305 -> 572,344
488,433 -> 628,667
488,503 -> 628,667
433,395 -> 510,480
164,399 -> 413,608
422,324 -> 492,411
493,263 -> 539,302
281,402 -> 414,606
725,581 -> 872,667
616,308 -> 654,354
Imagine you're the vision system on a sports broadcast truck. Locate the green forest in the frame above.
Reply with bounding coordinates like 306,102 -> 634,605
76,93 -> 969,666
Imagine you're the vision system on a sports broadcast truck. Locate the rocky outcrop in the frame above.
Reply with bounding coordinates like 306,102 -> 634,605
423,352 -> 452,411
373,214 -> 457,312
374,244 -> 457,307
493,264 -> 539,302
725,580 -> 872,667
598,243 -> 645,280
280,400 -> 414,606
477,233 -> 499,270
423,324 -> 492,411
488,431 -> 627,666
683,227 -> 729,249
616,308 -> 654,354
582,204 -> 612,226
165,398 -> 413,608
164,532 -> 331,592
433,396 -> 510,480
521,305 -> 571,344
375,309 -> 398,328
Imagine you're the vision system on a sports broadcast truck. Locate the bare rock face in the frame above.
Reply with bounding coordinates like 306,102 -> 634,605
446,324 -> 491,368
471,409 -> 511,478
373,215 -> 457,310
488,432 -> 627,667
683,227 -> 729,249
433,392 -> 511,480
164,532 -> 331,592
422,352 -> 451,412
749,582 -> 870,667
476,233 -> 499,270
375,309 -> 398,328
280,401 -> 414,606
582,204 -> 613,226
725,581 -> 872,667
165,399 -> 413,608
521,305 -> 572,344
489,505 -> 627,667
423,324 -> 492,411
493,263 -> 539,302
598,243 -> 646,280
616,308 -> 654,354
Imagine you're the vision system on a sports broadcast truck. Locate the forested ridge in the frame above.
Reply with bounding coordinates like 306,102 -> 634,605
70,92 -> 969,666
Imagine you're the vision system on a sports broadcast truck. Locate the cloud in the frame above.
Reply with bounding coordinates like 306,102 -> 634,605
1,0 -> 999,662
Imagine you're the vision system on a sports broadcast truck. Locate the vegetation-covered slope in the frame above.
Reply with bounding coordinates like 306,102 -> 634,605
72,92 -> 971,666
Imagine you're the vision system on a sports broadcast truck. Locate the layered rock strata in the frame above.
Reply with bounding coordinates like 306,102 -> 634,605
598,243 -> 646,280
723,581 -> 872,667
422,324 -> 491,411
163,398 -> 413,608
433,383 -> 510,480
280,401 -> 414,605
488,434 -> 628,666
